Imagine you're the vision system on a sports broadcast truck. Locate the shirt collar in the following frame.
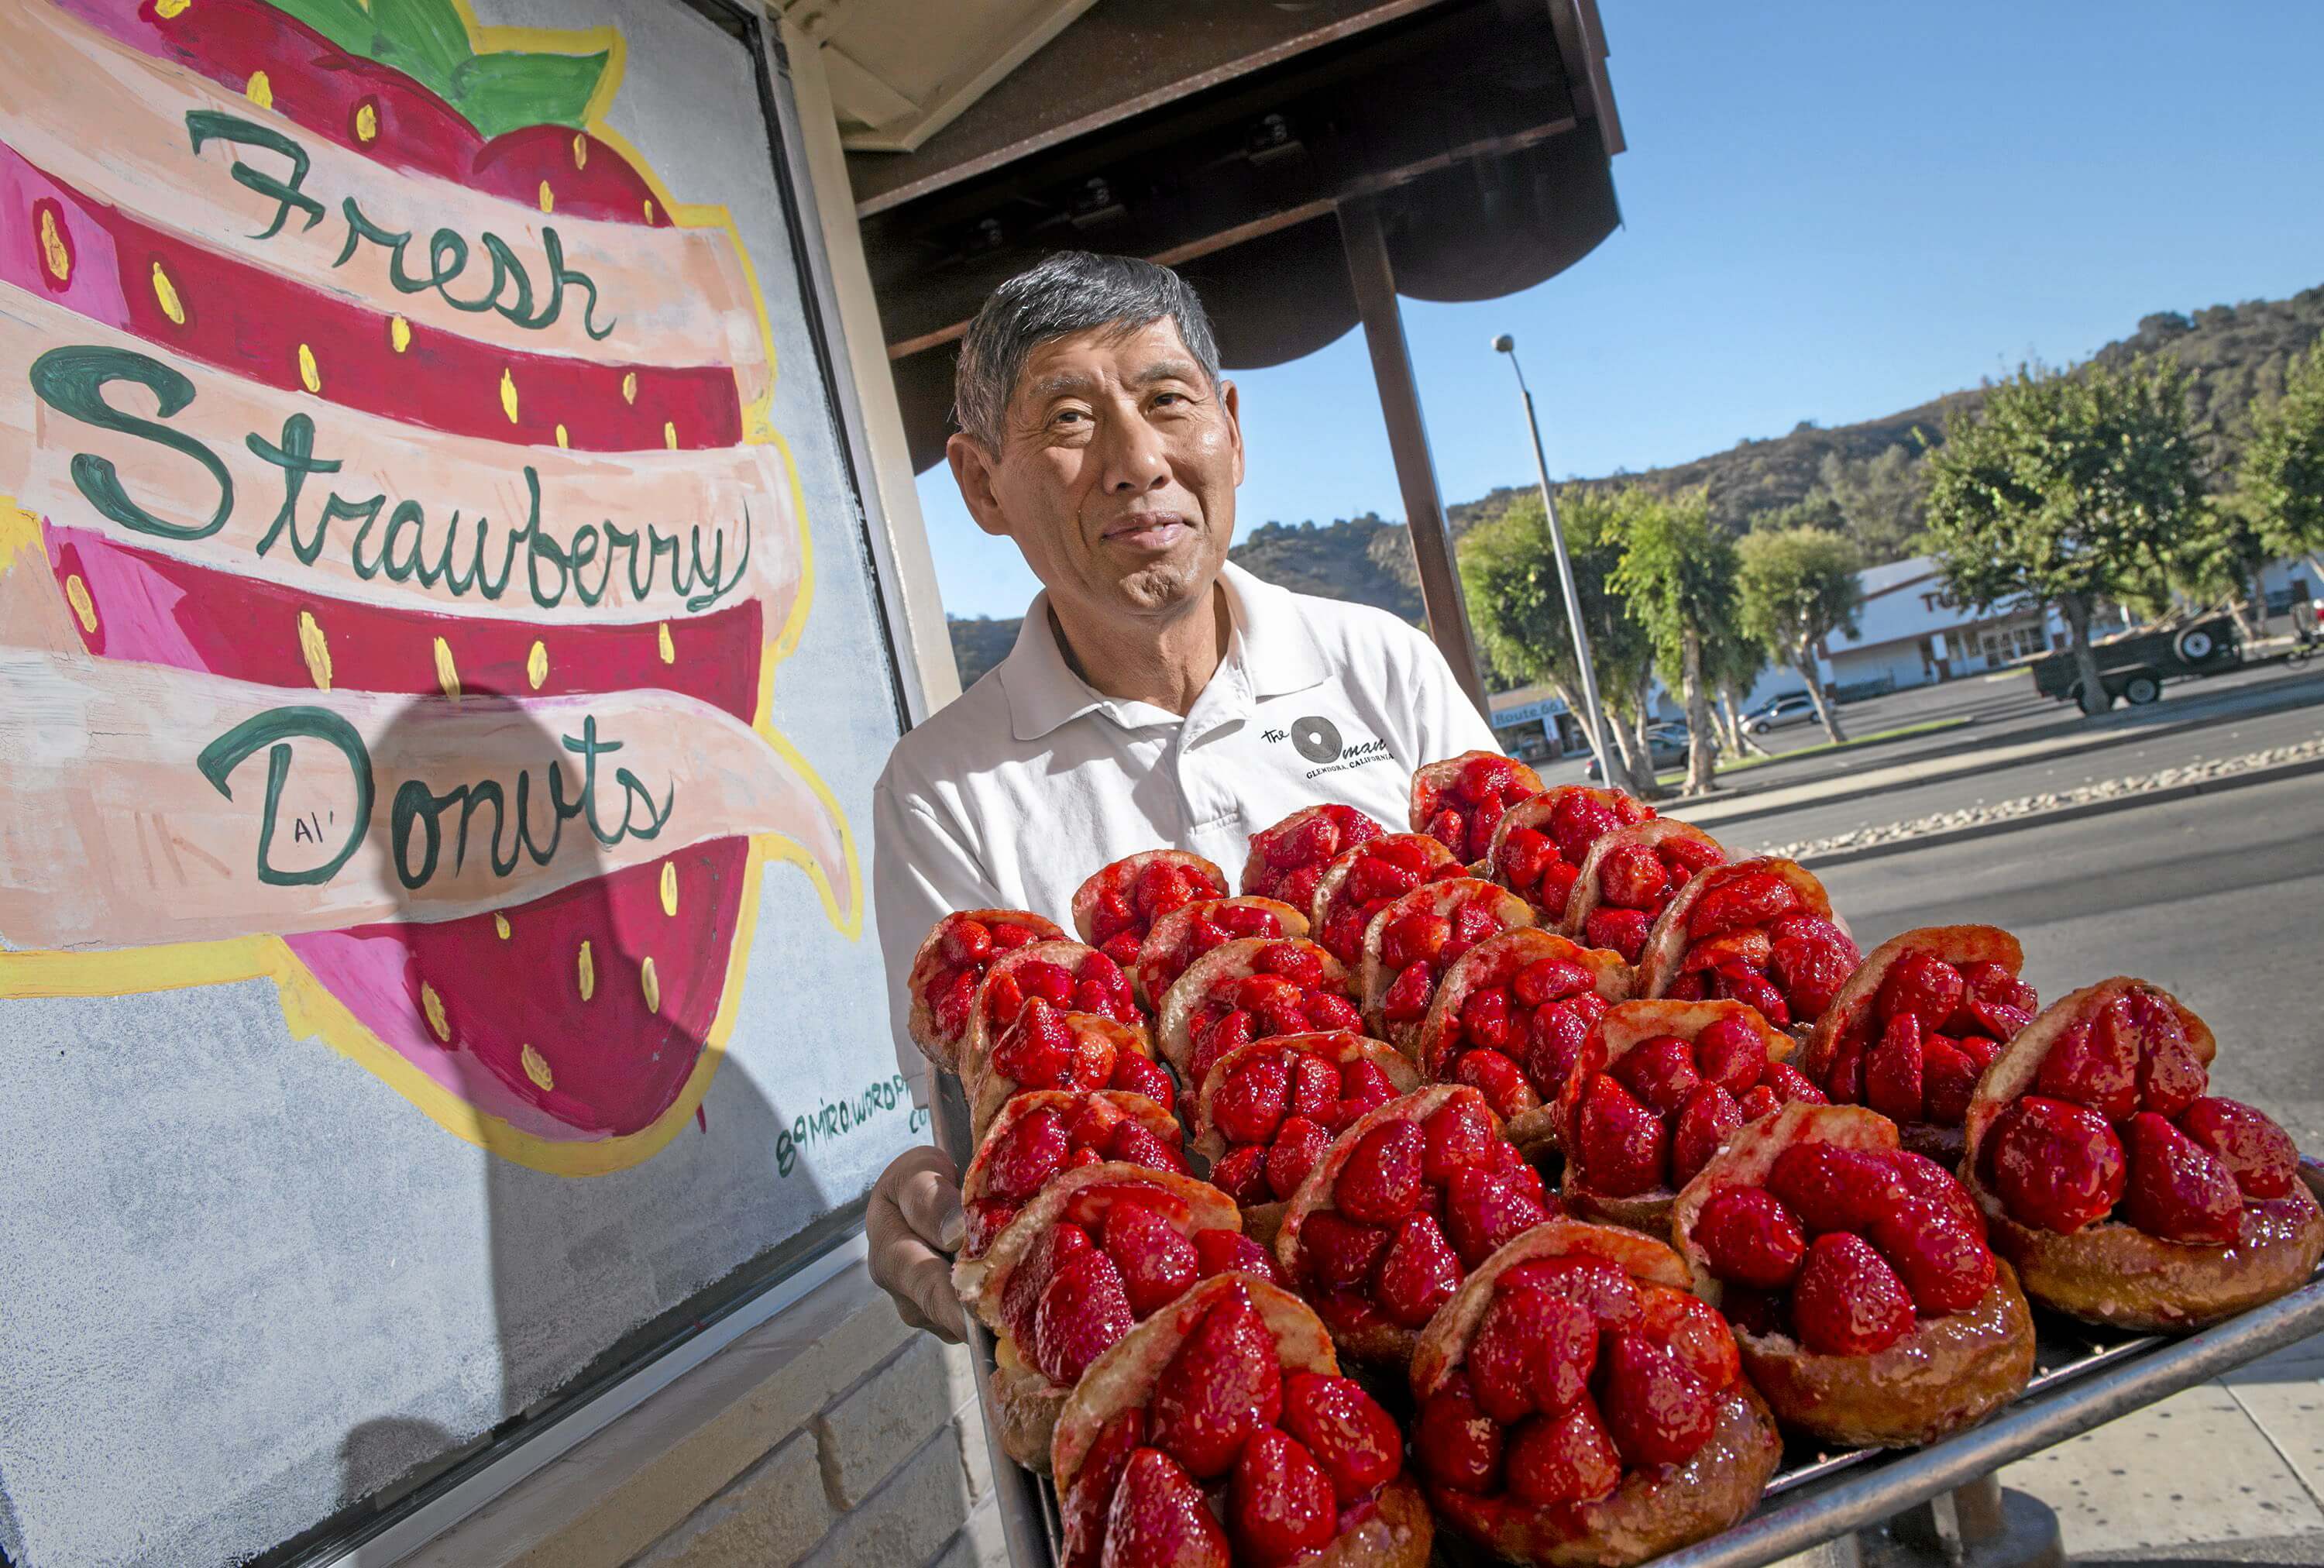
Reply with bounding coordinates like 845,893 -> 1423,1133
997,561 -> 1332,743
998,593 -> 1105,742
1219,561 -> 1332,700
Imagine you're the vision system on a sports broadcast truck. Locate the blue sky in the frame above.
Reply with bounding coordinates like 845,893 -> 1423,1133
914,2 -> 2324,620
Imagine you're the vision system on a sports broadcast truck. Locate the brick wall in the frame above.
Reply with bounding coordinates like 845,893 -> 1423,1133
405,1258 -> 1007,1568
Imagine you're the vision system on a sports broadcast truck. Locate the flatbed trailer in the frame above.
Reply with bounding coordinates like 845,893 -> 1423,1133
2031,612 -> 2241,706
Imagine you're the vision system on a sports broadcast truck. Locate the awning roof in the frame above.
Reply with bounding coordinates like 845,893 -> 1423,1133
799,0 -> 1626,470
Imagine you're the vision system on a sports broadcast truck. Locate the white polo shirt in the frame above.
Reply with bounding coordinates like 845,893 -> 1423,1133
873,562 -> 1499,1095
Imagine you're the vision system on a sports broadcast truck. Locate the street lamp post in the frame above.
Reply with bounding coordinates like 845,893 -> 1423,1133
1494,333 -> 1614,782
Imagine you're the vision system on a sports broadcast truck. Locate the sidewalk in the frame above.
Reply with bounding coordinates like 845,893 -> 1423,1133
2002,1329 -> 2324,1563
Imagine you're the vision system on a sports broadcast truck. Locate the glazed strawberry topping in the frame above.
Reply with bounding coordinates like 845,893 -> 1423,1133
1281,1371 -> 1404,1503
1185,944 -> 1363,1090
1065,1286 -> 1407,1568
2178,1096 -> 2300,1200
1376,887 -> 1528,1029
1981,985 -> 2293,1244
1822,952 -> 2036,1125
1193,1229 -> 1286,1284
1569,1016 -> 1824,1198
965,1099 -> 1189,1254
1788,1233 -> 1917,1356
1232,1429 -> 1337,1564
1100,1447 -> 1229,1568
1244,806 -> 1386,913
995,1191 -> 1260,1388
1418,753 -> 1545,864
1661,866 -> 1858,1030
1415,1265 -> 1738,1506
1143,899 -> 1294,1001
1316,836 -> 1466,963
1492,789 -> 1654,922
990,998 -> 1176,1115
1208,1046 -> 1406,1205
1580,834 -> 1727,964
1983,1099 -> 2126,1234
1295,1097 -> 1550,1336
926,914 -> 1050,1042
1691,1143 -> 1997,1355
1086,858 -> 1231,967
983,949 -> 1142,1037
1432,952 -> 1615,1123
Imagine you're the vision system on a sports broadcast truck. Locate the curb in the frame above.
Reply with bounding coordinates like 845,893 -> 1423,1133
1695,669 -> 2324,829
1796,754 -> 2324,872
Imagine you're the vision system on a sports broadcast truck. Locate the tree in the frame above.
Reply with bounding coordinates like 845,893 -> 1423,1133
1810,445 -> 1929,564
1459,489 -> 1654,795
1923,357 -> 2204,715
1737,527 -> 1864,743
1747,495 -> 1845,536
2241,341 -> 2324,584
1608,488 -> 1736,794
1703,617 -> 1771,758
2168,495 -> 2273,637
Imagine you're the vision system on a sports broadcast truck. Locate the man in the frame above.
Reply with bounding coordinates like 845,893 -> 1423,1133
868,251 -> 1498,1338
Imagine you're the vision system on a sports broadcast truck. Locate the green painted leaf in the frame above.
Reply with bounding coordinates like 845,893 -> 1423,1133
370,0 -> 475,91
450,50 -> 609,137
256,0 -> 610,141
257,0 -> 380,60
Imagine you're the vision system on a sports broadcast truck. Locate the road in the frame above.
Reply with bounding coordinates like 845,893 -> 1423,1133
1520,652 -> 2324,1140
1739,652 -> 2318,778
1808,772 -> 2324,1565
1722,696 -> 2324,853
1535,651 -> 2324,801
1815,770 -> 2324,1151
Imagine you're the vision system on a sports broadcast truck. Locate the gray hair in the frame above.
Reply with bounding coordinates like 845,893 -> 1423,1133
952,251 -> 1222,451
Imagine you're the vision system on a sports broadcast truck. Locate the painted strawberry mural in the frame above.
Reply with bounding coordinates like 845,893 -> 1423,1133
0,0 -> 855,1172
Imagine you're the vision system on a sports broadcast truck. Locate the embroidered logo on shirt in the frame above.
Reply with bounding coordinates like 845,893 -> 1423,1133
1264,717 -> 1394,779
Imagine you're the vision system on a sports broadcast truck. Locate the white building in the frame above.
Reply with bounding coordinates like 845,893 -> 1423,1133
1817,555 -> 2064,695
1488,551 -> 2324,758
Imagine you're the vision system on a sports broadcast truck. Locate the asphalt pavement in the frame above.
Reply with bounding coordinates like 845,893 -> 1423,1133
1813,772 -> 2324,1565
1535,648 -> 2324,805
1815,769 -> 2324,1149
1722,696 -> 2324,855
1521,656 -> 2324,1561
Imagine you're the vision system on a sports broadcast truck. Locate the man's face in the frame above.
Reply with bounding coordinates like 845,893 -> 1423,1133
948,317 -> 1243,623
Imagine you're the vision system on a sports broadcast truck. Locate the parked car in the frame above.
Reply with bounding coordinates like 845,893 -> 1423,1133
1586,721 -> 1714,780
1743,693 -> 1819,734
2029,611 -> 2240,707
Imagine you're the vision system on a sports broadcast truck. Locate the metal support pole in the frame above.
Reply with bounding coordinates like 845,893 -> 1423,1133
1500,342 -> 1613,780
1887,1473 -> 2063,1568
1337,196 -> 1493,723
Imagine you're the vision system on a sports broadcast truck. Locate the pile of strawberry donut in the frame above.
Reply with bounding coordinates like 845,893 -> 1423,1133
904,751 -> 2322,1568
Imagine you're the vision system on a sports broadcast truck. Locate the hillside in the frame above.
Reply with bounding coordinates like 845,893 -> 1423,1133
946,283 -> 2324,688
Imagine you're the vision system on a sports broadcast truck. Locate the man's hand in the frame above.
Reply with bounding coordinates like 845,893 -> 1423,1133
868,1145 -> 969,1341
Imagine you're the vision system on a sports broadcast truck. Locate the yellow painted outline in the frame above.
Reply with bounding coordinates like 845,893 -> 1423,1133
0,5 -> 867,1176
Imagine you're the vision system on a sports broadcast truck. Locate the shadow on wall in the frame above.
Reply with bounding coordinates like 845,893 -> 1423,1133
324,693 -> 798,1536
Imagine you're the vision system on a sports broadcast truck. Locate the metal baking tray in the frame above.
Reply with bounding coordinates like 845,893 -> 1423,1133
1655,1267 -> 2324,1568
944,1079 -> 2324,1568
